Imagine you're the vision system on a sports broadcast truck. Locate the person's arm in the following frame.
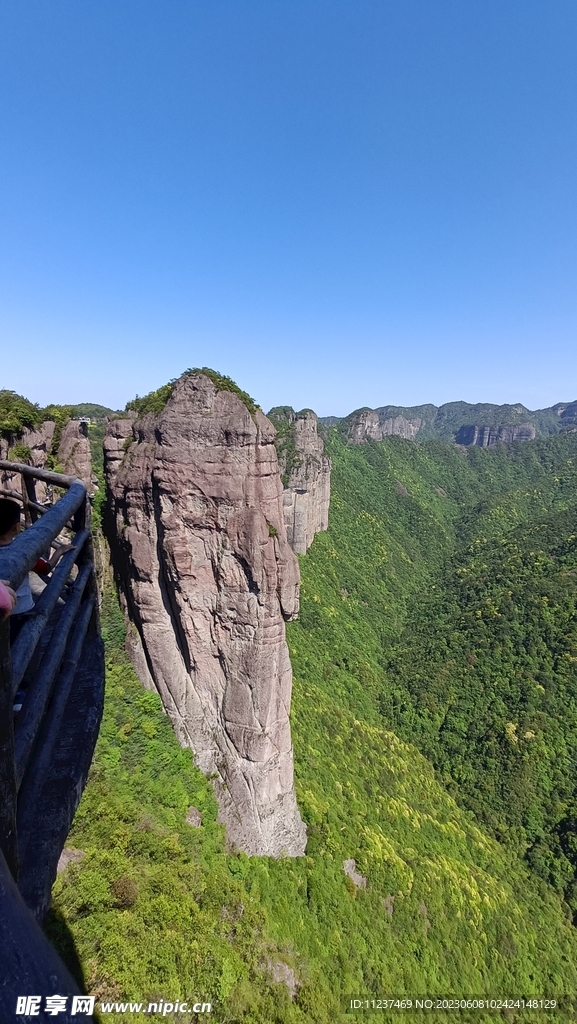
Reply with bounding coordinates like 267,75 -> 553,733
47,543 -> 75,570
0,580 -> 17,622
33,544 -> 75,576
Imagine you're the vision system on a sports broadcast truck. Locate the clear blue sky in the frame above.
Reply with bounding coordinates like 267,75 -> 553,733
1,1 -> 576,415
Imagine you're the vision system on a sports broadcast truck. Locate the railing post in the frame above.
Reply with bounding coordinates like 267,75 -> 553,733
0,619 -> 18,880
73,493 -> 86,535
76,496 -> 100,636
20,471 -> 33,528
24,473 -> 39,524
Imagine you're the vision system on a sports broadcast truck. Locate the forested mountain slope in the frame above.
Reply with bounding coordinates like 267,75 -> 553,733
291,431 -> 577,911
383,442 -> 577,909
48,428 -> 577,1021
321,398 -> 577,444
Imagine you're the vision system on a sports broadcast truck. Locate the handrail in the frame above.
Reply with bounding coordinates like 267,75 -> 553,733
14,562 -> 93,788
10,529 -> 90,693
0,459 -> 103,1009
17,597 -> 96,861
0,848 -> 84,1020
0,482 -> 86,592
0,460 -> 102,881
0,487 -> 48,515
0,459 -> 84,489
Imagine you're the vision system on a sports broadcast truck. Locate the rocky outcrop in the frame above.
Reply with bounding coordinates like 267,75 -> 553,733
268,408 -> 331,555
19,422 -> 56,468
105,372 -> 307,857
0,421 -> 56,503
339,401 -> 565,446
343,858 -> 367,889
455,423 -> 536,447
346,408 -> 423,444
102,415 -> 135,478
554,402 -> 577,429
59,420 -> 97,494
0,418 -> 96,498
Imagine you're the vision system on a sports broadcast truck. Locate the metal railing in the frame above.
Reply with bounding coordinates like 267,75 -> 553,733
0,460 -> 104,1017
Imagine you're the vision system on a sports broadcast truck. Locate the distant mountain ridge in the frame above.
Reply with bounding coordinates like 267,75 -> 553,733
320,399 -> 577,446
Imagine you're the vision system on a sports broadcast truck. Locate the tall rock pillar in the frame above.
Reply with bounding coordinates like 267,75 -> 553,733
104,373 -> 307,857
268,408 -> 331,555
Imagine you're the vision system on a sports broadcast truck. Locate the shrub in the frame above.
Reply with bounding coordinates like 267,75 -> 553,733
111,876 -> 138,908
126,369 -> 260,419
7,444 -> 32,464
0,390 -> 41,439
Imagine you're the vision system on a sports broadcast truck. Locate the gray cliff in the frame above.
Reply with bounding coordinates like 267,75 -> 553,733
345,408 -> 423,444
267,408 -> 331,555
58,420 -> 97,494
455,423 -> 537,446
104,373 -> 307,858
336,399 -> 577,446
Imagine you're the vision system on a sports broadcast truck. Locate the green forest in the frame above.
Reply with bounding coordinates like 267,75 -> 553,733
45,426 -> 577,1022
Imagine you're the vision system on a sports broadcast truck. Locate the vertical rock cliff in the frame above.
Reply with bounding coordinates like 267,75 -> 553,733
104,373 -> 307,857
454,423 -> 537,446
345,408 -> 423,443
267,408 -> 331,555
58,420 -> 97,494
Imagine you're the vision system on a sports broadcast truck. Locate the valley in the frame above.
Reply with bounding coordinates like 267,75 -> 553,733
2,380 -> 577,1021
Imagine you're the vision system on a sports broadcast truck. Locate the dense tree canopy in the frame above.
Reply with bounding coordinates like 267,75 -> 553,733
47,428 -> 577,1020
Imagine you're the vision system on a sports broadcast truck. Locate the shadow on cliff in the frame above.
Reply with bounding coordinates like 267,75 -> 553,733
43,906 -> 89,992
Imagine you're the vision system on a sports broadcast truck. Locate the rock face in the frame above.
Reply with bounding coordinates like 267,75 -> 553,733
346,408 -> 423,444
343,858 -> 367,889
337,400 -> 577,446
455,423 -> 536,447
19,422 -> 56,468
555,402 -> 577,430
105,373 -> 307,857
102,415 -> 136,478
0,421 -> 56,503
268,408 -> 331,555
59,420 -> 97,494
0,418 -> 96,499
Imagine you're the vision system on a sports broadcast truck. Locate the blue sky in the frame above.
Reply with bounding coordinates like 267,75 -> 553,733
1,1 -> 576,415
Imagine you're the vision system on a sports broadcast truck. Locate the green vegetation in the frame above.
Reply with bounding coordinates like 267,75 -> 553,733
333,400 -> 574,443
48,429 -> 577,1021
7,444 -> 32,464
382,449 -> 577,911
126,369 -> 259,419
87,420 -> 108,529
0,391 -> 78,468
126,382 -> 175,416
188,368 -> 259,416
267,409 -> 300,487
289,430 -> 577,918
42,405 -> 76,470
0,390 -> 42,438
71,403 -> 119,419
268,407 -> 312,486
48,591 -> 308,1023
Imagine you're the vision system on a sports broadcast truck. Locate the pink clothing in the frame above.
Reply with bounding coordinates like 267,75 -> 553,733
0,581 -> 14,614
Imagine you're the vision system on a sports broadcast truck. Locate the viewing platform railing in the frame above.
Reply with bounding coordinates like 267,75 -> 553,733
0,461 -> 105,1018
